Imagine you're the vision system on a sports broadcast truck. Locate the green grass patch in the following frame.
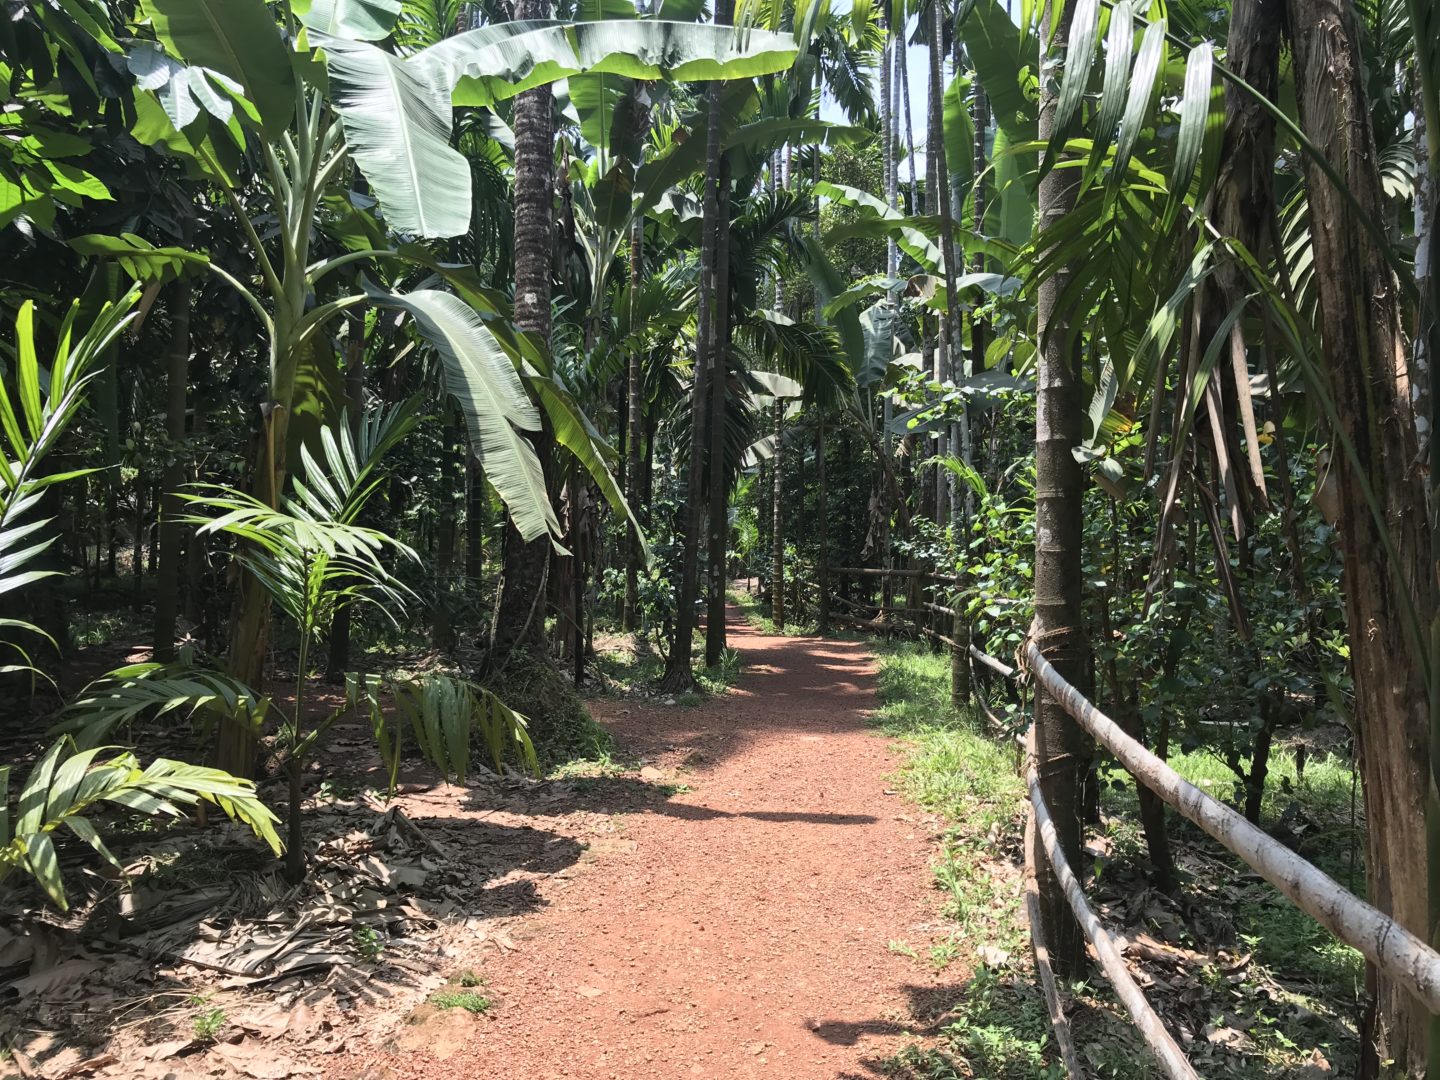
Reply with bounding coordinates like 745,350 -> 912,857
726,585 -> 808,636
430,990 -> 491,1014
864,637 -> 1360,1079
589,634 -> 743,704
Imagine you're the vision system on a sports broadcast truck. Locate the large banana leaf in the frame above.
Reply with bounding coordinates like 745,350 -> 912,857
364,284 -> 561,543
526,373 -> 651,565
816,181 -> 945,272
297,0 -> 403,40
412,21 -> 799,107
138,0 -> 295,136
320,36 -> 472,239
956,0 -> 1036,143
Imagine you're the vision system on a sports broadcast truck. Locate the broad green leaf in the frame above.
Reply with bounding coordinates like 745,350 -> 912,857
1086,0 -> 1133,183
139,0 -> 295,136
1044,0 -> 1098,175
364,284 -> 561,543
413,21 -> 798,108
957,0 -> 1037,142
297,0 -> 403,40
817,181 -> 945,272
1163,42 -> 1212,231
320,36 -> 472,239
23,832 -> 66,908
70,233 -> 207,284
528,374 -> 651,565
942,75 -> 976,211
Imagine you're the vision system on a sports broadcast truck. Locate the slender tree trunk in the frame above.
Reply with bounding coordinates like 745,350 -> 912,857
664,1 -> 730,688
433,405 -> 460,651
326,321 -> 365,681
898,15 -> 920,213
770,400 -> 785,629
488,0 -> 556,672
153,277 -> 191,661
971,80 -> 990,374
934,4 -> 966,535
623,216 -> 644,631
1285,3 -> 1433,1072
183,347 -> 210,628
704,155 -> 733,666
1031,0 -> 1089,979
925,50 -> 951,528
466,458 -> 485,583
816,420 -> 830,633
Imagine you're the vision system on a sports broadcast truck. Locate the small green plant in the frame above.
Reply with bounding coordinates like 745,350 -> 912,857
352,926 -> 384,962
929,935 -> 960,970
456,969 -> 484,988
887,939 -> 919,959
431,989 -> 491,1014
191,1005 -> 227,1042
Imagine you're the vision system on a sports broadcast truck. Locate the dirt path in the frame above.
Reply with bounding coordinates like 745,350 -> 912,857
344,609 -> 947,1080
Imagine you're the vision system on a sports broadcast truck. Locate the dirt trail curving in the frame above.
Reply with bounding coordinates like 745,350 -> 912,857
343,608 -> 948,1079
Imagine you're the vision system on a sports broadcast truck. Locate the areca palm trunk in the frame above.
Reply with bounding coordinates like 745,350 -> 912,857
152,276 -> 190,662
1284,2 -> 1433,1072
704,156 -> 733,666
664,0 -> 731,688
926,12 -> 950,528
1031,0 -> 1089,979
488,0 -> 557,672
770,148 -> 786,632
623,216 -> 644,631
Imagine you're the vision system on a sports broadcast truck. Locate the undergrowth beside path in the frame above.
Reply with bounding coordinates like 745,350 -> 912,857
857,638 -> 1362,1080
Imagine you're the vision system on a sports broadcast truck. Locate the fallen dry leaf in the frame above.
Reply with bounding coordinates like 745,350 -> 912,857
139,1039 -> 196,1061
6,958 -> 101,999
210,1040 -> 320,1079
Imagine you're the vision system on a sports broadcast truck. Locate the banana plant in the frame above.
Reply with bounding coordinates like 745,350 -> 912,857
76,0 -> 799,771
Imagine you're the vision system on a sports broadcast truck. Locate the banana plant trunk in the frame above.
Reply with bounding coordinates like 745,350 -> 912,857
1031,0 -> 1090,979
1286,2 -> 1433,1072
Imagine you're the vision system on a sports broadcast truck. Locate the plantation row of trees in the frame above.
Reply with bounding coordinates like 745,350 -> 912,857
2,0 -> 1437,1073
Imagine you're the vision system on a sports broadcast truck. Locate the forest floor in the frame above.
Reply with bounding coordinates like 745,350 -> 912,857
0,606 -> 958,1080
1,600 -> 1361,1080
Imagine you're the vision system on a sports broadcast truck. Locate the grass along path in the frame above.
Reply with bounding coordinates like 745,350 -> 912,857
863,637 -> 1362,1079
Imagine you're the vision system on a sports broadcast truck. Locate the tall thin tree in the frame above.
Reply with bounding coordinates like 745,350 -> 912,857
1031,0 -> 1089,978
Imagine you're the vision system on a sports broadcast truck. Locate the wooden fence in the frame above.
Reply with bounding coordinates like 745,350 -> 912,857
820,563 -> 1440,1078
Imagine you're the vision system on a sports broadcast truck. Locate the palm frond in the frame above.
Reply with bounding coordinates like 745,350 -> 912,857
0,737 -> 281,910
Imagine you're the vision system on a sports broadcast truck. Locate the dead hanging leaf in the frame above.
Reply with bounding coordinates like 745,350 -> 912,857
210,1040 -> 320,1079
